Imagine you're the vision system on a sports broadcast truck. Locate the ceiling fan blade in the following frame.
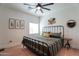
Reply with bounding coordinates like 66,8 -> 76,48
28,7 -> 34,9
24,3 -> 35,6
40,9 -> 43,13
42,3 -> 54,6
42,7 -> 51,10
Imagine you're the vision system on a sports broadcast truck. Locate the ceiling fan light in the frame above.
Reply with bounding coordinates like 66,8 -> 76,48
37,7 -> 41,9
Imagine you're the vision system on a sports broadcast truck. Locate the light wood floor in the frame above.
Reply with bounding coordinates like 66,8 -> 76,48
0,45 -> 79,56
56,48 -> 79,56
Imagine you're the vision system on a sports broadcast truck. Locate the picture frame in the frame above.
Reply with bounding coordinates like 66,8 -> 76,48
48,18 -> 56,25
9,18 -> 15,29
15,19 -> 20,29
20,20 -> 25,29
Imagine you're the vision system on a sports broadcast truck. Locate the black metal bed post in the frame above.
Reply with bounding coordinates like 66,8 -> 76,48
62,26 -> 64,47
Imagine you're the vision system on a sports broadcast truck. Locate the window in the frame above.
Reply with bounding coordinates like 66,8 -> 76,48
29,23 -> 38,34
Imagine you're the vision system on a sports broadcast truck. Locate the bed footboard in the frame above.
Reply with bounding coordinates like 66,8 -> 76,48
22,36 -> 51,56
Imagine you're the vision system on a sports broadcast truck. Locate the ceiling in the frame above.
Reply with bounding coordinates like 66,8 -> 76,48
0,3 -> 79,17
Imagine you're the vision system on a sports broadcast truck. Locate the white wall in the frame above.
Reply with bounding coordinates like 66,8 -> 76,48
40,5 -> 79,49
0,6 -> 40,49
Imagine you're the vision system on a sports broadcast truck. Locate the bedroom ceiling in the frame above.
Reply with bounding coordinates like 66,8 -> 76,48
0,3 -> 79,17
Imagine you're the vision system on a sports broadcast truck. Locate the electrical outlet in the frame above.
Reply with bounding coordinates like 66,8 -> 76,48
9,40 -> 12,43
0,48 -> 5,52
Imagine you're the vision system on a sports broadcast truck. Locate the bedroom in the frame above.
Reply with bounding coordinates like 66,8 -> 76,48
0,3 -> 79,56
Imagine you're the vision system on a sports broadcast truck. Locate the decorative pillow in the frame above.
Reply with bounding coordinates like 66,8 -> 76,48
42,32 -> 50,37
52,33 -> 61,38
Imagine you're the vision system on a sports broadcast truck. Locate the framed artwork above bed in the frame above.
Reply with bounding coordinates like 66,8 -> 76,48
15,19 -> 20,29
48,18 -> 56,25
20,20 -> 25,29
9,18 -> 15,29
9,18 -> 25,29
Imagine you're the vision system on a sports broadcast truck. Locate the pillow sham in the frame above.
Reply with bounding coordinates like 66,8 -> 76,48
42,32 -> 61,38
42,32 -> 50,37
52,33 -> 61,38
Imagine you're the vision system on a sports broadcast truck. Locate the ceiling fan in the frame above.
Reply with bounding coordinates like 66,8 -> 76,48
24,3 -> 54,13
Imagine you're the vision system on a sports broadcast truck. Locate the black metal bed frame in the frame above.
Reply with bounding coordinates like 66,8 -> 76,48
22,25 -> 64,56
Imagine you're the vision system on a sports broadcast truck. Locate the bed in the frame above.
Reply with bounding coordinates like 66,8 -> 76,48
22,25 -> 64,56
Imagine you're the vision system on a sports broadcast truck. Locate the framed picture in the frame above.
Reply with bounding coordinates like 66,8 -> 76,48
48,18 -> 56,25
15,20 -> 20,29
20,20 -> 25,29
9,18 -> 15,29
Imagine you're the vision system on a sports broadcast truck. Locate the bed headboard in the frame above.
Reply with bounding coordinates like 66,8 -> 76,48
42,25 -> 64,38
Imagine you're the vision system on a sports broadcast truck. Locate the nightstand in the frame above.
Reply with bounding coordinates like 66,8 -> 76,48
64,38 -> 72,49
